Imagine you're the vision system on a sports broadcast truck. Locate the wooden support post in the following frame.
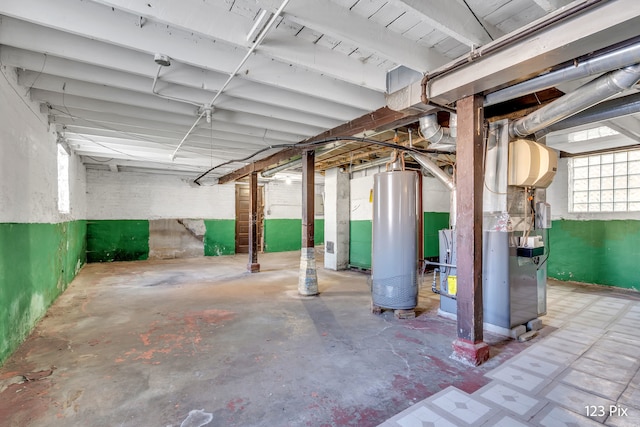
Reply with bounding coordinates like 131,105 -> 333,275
298,150 -> 318,295
247,171 -> 260,273
452,94 -> 489,366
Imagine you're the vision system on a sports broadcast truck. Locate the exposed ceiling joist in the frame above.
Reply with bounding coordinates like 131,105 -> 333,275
388,0 -> 495,47
2,0 -> 634,176
32,89 -> 324,137
388,0 -> 640,109
0,1 -> 384,110
216,106 -> 420,184
605,116 -> 640,143
20,71 -> 342,130
46,108 -> 303,143
257,0 -> 449,72
532,0 -> 574,13
62,126 -> 273,153
59,123 -> 285,151
0,44 -> 368,120
81,156 -> 210,174
94,0 -> 388,90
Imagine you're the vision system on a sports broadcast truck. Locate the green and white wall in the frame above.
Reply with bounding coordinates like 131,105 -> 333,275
546,158 -> 640,291
348,169 -> 451,270
263,179 -> 324,253
85,171 -> 325,261
0,67 -> 87,366
85,169 -> 237,261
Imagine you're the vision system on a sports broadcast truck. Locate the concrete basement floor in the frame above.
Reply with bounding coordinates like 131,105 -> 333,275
1,250 -> 548,426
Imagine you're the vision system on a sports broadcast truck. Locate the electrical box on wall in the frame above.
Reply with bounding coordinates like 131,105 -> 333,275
535,202 -> 552,229
508,139 -> 558,188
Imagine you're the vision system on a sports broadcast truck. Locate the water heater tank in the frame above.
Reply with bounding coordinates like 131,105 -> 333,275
371,171 -> 419,309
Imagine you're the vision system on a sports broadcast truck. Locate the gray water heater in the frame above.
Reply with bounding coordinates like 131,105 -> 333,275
371,171 -> 419,309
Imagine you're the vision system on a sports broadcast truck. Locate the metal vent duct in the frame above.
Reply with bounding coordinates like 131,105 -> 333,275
509,63 -> 640,138
418,114 -> 457,152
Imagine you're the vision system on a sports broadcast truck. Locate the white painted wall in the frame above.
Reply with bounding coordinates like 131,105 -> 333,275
422,175 -> 451,213
0,66 -> 85,223
324,168 -> 350,270
350,169 -> 451,221
86,170 -> 235,219
546,158 -> 638,220
264,180 -> 301,219
263,179 -> 324,219
69,150 -> 87,220
350,175 -> 374,221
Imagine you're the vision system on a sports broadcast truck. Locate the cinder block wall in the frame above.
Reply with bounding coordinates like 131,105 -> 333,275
85,172 -> 325,260
0,66 -> 87,365
85,170 -> 236,261
263,180 -> 324,252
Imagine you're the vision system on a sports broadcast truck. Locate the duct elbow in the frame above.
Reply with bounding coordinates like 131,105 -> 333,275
419,113 -> 457,151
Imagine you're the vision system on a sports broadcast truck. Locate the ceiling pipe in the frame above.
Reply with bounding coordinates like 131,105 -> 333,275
535,91 -> 640,138
261,157 -> 302,178
485,39 -> 640,107
509,63 -> 640,138
172,0 -> 291,161
418,113 -> 457,152
347,157 -> 390,173
411,152 -> 457,229
424,0 -> 605,84
151,63 -> 202,107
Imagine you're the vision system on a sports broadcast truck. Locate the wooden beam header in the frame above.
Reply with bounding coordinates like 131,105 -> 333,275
217,107 -> 415,184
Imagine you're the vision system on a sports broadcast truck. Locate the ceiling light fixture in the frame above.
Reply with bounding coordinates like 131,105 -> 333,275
153,53 -> 171,67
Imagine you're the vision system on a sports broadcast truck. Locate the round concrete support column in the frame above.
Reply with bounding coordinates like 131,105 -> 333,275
298,247 -> 318,296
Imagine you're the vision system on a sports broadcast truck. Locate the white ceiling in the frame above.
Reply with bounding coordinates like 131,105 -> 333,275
1,0 -> 639,180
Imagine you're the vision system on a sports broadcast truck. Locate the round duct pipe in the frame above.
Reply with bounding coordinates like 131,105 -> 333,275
419,114 -> 457,152
510,63 -> 640,138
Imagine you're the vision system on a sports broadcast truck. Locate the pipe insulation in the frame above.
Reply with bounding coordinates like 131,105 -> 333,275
509,63 -> 640,138
485,40 -> 640,106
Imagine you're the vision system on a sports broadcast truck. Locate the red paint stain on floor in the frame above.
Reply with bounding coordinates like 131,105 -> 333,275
394,331 -> 423,345
115,309 -> 235,363
0,368 -> 54,426
392,374 -> 434,402
227,397 -> 245,412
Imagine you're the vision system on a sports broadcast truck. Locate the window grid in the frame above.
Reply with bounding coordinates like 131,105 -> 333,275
570,149 -> 640,213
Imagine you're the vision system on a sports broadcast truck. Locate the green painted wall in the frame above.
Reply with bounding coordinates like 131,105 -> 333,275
264,219 -> 300,252
349,214 -> 449,269
87,220 -> 149,262
315,219 -> 325,247
424,212 -> 450,258
548,219 -> 640,291
204,219 -> 235,256
263,218 -> 325,253
349,220 -> 372,269
0,221 -> 86,366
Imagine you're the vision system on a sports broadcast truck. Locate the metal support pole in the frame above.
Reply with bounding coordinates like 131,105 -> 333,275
247,171 -> 260,273
298,150 -> 319,296
452,94 -> 489,366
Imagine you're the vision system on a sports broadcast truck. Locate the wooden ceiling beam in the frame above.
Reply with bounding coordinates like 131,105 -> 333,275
217,107 -> 419,184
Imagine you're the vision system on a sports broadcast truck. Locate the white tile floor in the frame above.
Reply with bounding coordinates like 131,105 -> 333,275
378,282 -> 640,426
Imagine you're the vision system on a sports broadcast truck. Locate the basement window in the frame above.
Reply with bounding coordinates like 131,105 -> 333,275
57,144 -> 70,214
569,149 -> 640,212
